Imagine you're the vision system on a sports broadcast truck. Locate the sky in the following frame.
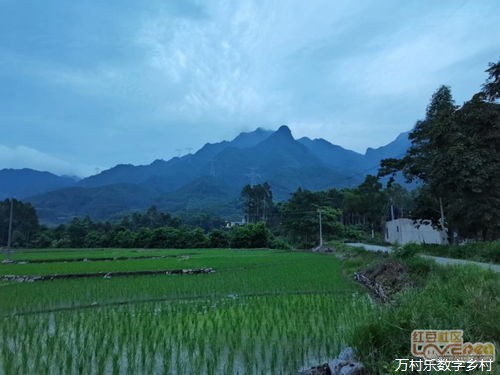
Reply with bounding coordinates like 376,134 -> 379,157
0,0 -> 499,177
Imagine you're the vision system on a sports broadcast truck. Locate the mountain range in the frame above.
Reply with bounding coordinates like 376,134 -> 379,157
1,126 -> 411,224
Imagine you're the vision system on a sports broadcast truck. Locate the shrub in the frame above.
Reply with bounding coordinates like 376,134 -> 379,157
187,228 -> 209,248
229,223 -> 271,248
268,236 -> 292,250
208,229 -> 229,248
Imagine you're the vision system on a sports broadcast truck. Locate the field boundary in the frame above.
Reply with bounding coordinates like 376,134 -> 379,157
3,289 -> 359,318
1,253 -> 198,264
2,267 -> 215,282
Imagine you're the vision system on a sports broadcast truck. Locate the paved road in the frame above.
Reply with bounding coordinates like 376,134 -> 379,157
345,243 -> 500,273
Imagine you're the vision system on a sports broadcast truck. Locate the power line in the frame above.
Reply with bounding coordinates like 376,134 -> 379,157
244,167 -> 261,186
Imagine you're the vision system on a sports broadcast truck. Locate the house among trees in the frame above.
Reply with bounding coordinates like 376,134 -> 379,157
385,218 -> 448,245
225,218 -> 246,228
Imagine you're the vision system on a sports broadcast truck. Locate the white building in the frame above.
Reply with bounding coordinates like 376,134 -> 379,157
385,218 -> 448,245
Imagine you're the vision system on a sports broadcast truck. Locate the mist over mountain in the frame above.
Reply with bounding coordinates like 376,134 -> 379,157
5,126 -> 412,224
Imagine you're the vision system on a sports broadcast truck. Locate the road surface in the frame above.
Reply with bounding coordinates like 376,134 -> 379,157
345,243 -> 499,273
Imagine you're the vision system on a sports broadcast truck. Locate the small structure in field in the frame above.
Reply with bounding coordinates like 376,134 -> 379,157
385,218 -> 447,245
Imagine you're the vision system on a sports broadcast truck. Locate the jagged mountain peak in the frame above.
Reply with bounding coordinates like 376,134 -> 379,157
262,125 -> 294,145
18,126 -> 414,223
229,127 -> 273,148
275,125 -> 293,137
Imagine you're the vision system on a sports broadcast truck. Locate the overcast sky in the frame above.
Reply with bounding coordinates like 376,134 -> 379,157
1,0 -> 498,177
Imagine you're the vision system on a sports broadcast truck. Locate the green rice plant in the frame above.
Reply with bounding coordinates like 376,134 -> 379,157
0,248 -> 378,374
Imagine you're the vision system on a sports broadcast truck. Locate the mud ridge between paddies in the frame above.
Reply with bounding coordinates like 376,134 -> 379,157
1,253 -> 199,264
2,267 -> 215,282
2,289 -> 359,318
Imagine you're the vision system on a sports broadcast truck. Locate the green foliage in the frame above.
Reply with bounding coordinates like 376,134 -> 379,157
0,199 -> 39,248
446,94 -> 500,239
352,265 -> 499,373
385,183 -> 415,219
240,183 -> 274,224
342,225 -> 366,241
6,203 -> 290,250
268,236 -> 293,250
178,212 -> 225,231
392,244 -> 419,260
341,175 -> 390,231
119,206 -> 182,230
404,241 -> 500,264
281,188 -> 345,248
208,229 -> 229,248
229,222 -> 271,248
482,59 -> 499,101
279,178 -> 400,247
380,65 -> 500,240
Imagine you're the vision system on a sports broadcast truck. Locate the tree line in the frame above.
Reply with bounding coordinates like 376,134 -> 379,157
380,60 -> 499,240
2,61 -> 497,248
241,176 -> 412,248
0,202 -> 280,249
1,175 -> 405,250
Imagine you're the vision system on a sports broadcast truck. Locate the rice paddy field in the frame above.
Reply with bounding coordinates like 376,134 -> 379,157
0,248 -> 375,374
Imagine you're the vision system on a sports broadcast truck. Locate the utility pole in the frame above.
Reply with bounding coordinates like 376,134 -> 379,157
7,198 -> 13,261
439,197 -> 445,229
318,209 -> 323,247
390,198 -> 395,221
439,197 -> 447,243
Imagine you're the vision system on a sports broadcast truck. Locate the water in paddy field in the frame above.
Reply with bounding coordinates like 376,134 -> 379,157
0,294 -> 374,374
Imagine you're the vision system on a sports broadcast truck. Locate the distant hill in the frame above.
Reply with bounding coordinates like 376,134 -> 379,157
364,131 -> 411,163
0,168 -> 78,200
18,126 -> 412,224
32,184 -> 156,224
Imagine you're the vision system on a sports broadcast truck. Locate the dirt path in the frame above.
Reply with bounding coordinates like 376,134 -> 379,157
345,243 -> 500,273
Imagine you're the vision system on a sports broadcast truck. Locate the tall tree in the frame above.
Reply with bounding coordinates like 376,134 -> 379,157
482,60 -> 500,102
341,175 -> 387,229
0,199 -> 39,247
281,188 -> 343,248
240,183 -> 273,223
448,93 -> 500,239
380,86 -> 457,230
380,67 -> 500,239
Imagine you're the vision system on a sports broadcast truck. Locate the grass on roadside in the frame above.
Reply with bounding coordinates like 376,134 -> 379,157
338,244 -> 500,374
400,241 -> 500,264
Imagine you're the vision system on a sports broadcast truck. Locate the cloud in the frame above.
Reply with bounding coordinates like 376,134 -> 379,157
0,0 -> 499,174
134,1 -> 363,124
0,145 -> 95,177
332,2 -> 499,98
